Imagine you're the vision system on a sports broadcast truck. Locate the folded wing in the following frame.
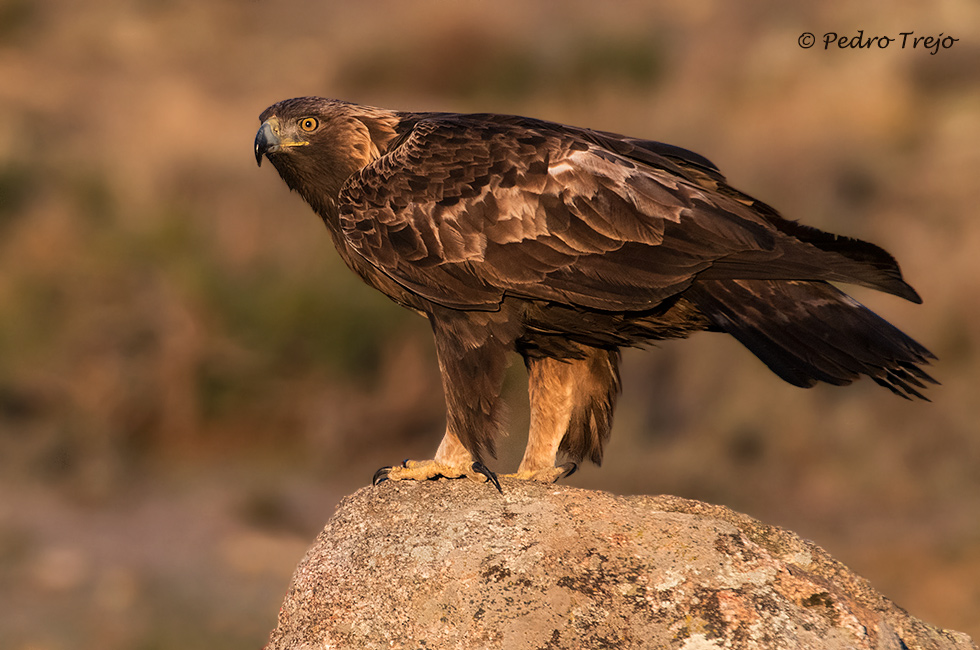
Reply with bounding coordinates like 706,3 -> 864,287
338,114 -> 921,313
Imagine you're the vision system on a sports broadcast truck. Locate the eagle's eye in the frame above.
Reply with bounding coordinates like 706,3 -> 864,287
299,117 -> 319,132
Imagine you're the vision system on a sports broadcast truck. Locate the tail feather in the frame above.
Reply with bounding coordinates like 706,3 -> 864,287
684,279 -> 937,400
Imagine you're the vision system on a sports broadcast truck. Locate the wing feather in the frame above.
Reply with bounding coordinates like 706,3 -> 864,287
338,114 -> 918,312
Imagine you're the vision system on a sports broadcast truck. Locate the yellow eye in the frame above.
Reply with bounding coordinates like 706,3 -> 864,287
299,117 -> 319,132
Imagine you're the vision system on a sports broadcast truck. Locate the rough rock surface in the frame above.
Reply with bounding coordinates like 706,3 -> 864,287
265,479 -> 975,650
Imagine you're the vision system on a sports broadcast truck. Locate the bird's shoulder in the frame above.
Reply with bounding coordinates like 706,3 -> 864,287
383,112 -> 727,180
339,111 -> 729,222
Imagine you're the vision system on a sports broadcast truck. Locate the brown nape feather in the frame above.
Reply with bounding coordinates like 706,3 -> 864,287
256,97 -> 936,482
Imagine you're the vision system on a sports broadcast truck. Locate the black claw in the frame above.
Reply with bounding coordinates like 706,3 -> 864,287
559,462 -> 578,479
372,466 -> 392,486
472,461 -> 502,493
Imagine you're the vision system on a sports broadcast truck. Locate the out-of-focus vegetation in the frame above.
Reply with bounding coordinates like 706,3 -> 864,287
1,1 -> 978,649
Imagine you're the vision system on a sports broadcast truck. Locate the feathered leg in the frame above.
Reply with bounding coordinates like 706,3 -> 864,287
512,347 -> 621,482
373,310 -> 513,490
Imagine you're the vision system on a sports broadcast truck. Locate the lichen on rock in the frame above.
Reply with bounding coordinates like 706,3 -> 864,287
265,480 -> 976,650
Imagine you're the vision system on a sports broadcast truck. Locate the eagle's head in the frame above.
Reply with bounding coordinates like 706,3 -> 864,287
255,97 -> 399,218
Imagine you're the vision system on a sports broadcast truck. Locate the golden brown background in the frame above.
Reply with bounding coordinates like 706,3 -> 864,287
1,1 -> 978,648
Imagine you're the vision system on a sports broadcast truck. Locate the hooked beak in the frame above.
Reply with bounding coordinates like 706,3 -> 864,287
254,119 -> 279,167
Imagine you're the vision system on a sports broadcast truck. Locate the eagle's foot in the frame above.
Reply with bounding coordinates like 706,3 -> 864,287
372,460 -> 501,492
505,462 -> 578,483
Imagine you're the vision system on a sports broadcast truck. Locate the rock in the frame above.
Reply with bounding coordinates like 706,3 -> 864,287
265,479 -> 975,650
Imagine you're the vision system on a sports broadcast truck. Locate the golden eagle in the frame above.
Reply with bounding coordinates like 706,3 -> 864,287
255,97 -> 935,488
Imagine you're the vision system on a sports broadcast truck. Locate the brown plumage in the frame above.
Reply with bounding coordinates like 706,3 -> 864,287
254,97 -> 935,485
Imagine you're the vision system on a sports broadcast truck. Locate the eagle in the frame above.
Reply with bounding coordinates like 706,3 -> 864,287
254,97 -> 935,488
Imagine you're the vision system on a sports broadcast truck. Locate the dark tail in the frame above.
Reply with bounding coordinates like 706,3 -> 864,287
685,279 -> 937,400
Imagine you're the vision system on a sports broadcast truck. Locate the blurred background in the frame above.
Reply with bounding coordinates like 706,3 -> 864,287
1,1 -> 978,648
